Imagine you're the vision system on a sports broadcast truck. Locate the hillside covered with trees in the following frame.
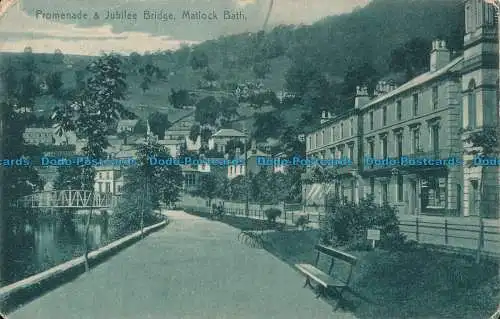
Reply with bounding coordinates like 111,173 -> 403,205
0,0 -> 465,145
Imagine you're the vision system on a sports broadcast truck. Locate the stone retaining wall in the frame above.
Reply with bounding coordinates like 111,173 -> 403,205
0,220 -> 168,314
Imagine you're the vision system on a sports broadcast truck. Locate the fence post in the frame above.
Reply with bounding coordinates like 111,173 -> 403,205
283,202 -> 287,226
444,219 -> 448,245
416,217 -> 420,242
480,219 -> 485,249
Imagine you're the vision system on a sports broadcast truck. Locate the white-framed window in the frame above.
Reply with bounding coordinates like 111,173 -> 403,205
412,128 -> 420,153
382,106 -> 387,126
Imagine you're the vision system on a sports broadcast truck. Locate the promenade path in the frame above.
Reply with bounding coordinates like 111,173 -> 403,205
9,211 -> 356,319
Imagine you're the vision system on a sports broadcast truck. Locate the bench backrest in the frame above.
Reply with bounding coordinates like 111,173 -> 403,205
314,244 -> 357,265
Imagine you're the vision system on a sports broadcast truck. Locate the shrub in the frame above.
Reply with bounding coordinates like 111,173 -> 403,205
320,195 -> 406,250
295,215 -> 309,230
264,208 -> 282,223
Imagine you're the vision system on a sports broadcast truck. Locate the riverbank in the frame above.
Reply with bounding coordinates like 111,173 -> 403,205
183,210 -> 500,318
0,219 -> 168,314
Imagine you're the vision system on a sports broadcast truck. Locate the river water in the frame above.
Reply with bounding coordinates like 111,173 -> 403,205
0,209 -> 114,287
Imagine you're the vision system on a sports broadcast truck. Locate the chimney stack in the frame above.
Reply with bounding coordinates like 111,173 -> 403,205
430,39 -> 450,72
355,85 -> 370,109
320,110 -> 329,124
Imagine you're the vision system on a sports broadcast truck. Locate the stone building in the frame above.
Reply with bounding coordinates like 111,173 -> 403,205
305,0 -> 500,218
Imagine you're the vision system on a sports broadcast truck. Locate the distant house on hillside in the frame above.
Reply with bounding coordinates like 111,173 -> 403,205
164,113 -> 195,141
117,120 -> 138,133
208,128 -> 247,153
227,147 -> 270,179
23,127 -> 56,145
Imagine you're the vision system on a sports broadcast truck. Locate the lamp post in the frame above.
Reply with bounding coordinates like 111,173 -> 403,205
243,129 -> 249,217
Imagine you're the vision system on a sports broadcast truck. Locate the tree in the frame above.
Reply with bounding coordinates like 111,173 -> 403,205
202,67 -> 219,82
132,138 -> 183,233
168,89 -> 191,108
74,70 -> 86,92
46,72 -> 64,98
53,49 -> 64,64
189,124 -> 200,142
280,126 -> 305,157
53,166 -> 85,190
147,112 -> 170,139
194,173 -> 220,208
389,37 -> 431,81
129,52 -> 141,67
225,139 -> 245,158
189,50 -> 209,70
463,126 -> 499,262
140,76 -> 151,93
253,60 -> 271,79
343,62 -> 379,100
195,96 -> 220,125
134,119 -> 148,134
285,59 -> 321,97
252,112 -> 284,142
51,53 -> 131,272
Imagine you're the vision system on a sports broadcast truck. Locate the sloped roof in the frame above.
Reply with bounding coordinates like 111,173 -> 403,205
24,127 -> 56,133
117,119 -> 138,126
362,56 -> 463,110
212,128 -> 246,138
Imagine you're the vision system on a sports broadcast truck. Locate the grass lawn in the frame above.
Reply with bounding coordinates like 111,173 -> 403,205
184,209 -> 500,318
262,230 -> 499,319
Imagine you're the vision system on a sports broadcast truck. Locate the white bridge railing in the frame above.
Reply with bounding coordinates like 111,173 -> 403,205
15,190 -> 119,209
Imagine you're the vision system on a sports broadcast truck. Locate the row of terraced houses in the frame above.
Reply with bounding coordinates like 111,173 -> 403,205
304,0 -> 500,219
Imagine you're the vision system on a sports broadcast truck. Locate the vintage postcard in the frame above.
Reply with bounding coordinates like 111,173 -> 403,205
0,0 -> 499,318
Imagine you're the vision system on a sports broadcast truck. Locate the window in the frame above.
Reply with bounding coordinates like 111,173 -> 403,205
351,180 -> 356,202
117,185 -> 123,193
307,136 -> 311,150
340,123 -> 344,138
105,183 -> 111,193
230,166 -> 233,174
396,133 -> 403,158
381,135 -> 388,158
412,128 -> 420,153
369,111 -> 374,130
413,93 -> 419,116
430,125 -> 440,156
397,175 -> 404,202
370,177 -> 375,195
382,106 -> 387,126
321,130 -> 325,145
382,182 -> 388,203
339,146 -> 345,158
432,86 -> 438,110
368,140 -> 375,158
423,176 -> 447,209
467,80 -> 476,129
350,118 -> 354,136
315,133 -> 320,146
396,100 -> 402,120
331,127 -> 335,141
348,144 -> 354,161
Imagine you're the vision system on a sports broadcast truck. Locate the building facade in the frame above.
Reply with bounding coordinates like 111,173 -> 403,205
208,128 -> 247,153
305,0 -> 500,218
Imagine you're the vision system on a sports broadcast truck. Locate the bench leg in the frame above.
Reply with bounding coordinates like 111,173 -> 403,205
303,277 -> 312,288
315,286 -> 325,298
332,286 -> 347,311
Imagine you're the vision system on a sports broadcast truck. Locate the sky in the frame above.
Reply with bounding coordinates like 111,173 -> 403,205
0,0 -> 370,55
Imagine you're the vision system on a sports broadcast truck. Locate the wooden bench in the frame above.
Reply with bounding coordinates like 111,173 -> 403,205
295,244 -> 357,310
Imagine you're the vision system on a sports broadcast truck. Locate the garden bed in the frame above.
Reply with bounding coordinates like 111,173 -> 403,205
261,230 -> 499,319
